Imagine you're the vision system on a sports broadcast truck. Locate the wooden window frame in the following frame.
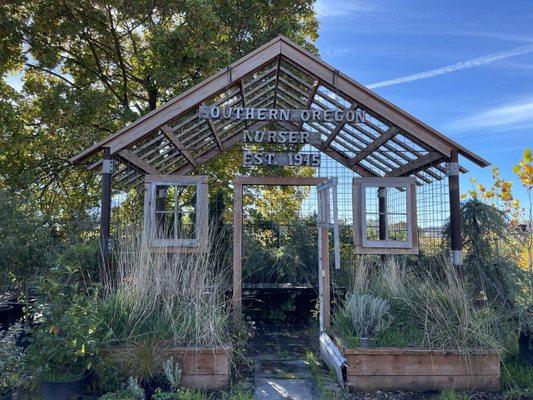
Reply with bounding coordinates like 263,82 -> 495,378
353,177 -> 418,255
143,175 -> 208,251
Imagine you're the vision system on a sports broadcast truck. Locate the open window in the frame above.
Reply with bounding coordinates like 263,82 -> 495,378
353,177 -> 418,255
143,175 -> 208,250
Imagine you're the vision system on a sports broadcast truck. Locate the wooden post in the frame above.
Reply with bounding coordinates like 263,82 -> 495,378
232,182 -> 243,321
319,189 -> 331,331
99,147 -> 113,287
448,150 -> 464,277
378,187 -> 387,264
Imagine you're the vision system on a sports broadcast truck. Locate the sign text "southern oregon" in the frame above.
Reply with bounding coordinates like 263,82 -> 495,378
199,105 -> 366,123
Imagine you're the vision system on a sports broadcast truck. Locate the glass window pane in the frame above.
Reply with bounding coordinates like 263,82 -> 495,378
155,211 -> 175,239
386,213 -> 408,241
155,185 -> 175,212
176,185 -> 196,214
365,213 -> 379,240
176,212 -> 196,239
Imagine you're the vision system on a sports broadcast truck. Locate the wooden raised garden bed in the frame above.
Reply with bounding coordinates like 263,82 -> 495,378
339,344 -> 500,392
167,346 -> 232,389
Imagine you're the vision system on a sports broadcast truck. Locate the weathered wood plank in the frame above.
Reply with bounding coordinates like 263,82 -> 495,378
387,152 -> 442,177
345,353 -> 500,376
322,103 -> 359,150
350,126 -> 399,166
118,150 -> 158,175
160,124 -> 198,167
346,374 -> 501,392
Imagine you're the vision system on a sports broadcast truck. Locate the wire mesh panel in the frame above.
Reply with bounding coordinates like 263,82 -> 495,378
242,184 -> 318,286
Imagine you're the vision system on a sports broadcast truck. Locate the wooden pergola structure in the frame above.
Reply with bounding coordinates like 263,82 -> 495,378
71,35 -> 489,287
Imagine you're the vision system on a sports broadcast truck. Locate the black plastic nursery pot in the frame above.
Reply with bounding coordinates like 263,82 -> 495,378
0,305 -> 14,330
518,331 -> 533,366
41,374 -> 87,400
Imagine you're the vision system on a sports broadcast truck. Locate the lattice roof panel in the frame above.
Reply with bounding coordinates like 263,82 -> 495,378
71,36 -> 489,187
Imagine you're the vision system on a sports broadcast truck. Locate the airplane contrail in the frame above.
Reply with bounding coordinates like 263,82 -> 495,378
367,44 -> 533,89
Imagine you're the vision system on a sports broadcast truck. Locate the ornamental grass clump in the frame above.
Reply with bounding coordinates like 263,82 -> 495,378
336,256 -> 506,352
99,225 -> 231,349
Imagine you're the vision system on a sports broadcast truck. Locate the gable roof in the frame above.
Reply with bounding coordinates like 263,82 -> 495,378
71,35 -> 489,187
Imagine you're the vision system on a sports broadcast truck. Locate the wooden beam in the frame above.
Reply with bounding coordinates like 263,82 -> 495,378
350,126 -> 399,166
160,124 -> 198,167
272,55 -> 282,109
321,103 -> 358,150
279,38 -> 489,167
71,37 -> 283,162
298,80 -> 319,130
233,182 -> 243,321
206,119 -> 223,150
235,176 -> 327,186
118,149 -> 158,175
276,119 -> 376,178
170,120 -> 270,175
387,152 -> 442,177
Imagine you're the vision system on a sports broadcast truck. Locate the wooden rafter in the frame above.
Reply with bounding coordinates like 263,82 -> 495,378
298,80 -> 319,131
170,120 -> 270,175
72,35 -> 489,185
206,119 -> 223,150
387,152 -> 443,177
118,149 -> 158,175
272,55 -> 282,109
350,126 -> 399,166
160,124 -> 198,168
321,103 -> 359,150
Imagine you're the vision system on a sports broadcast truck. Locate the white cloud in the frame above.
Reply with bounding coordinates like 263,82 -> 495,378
449,99 -> 533,133
315,0 -> 375,18
367,44 -> 533,89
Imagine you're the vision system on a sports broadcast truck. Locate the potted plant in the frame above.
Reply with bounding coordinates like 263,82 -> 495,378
516,305 -> 533,365
0,323 -> 26,400
25,268 -> 99,400
337,293 -> 392,347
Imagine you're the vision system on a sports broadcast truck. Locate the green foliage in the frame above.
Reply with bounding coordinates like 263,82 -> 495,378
0,191 -> 58,291
502,353 -> 533,399
98,377 -> 145,400
446,199 -> 528,310
0,0 -> 318,226
0,323 -> 26,395
225,388 -> 254,400
336,257 -> 506,351
25,267 -> 99,381
341,293 -> 392,339
243,215 -> 318,284
174,389 -> 213,400
436,389 -> 470,400
162,357 -> 182,391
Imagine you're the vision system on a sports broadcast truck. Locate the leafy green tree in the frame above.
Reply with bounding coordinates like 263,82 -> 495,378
0,0 -> 318,221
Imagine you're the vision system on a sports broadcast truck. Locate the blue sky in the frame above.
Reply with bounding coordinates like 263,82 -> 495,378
315,0 -> 532,206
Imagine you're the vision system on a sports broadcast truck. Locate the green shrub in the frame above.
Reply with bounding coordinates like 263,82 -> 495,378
342,293 -> 392,339
25,267 -> 99,381
0,323 -> 26,396
98,377 -> 145,400
0,191 -> 58,292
